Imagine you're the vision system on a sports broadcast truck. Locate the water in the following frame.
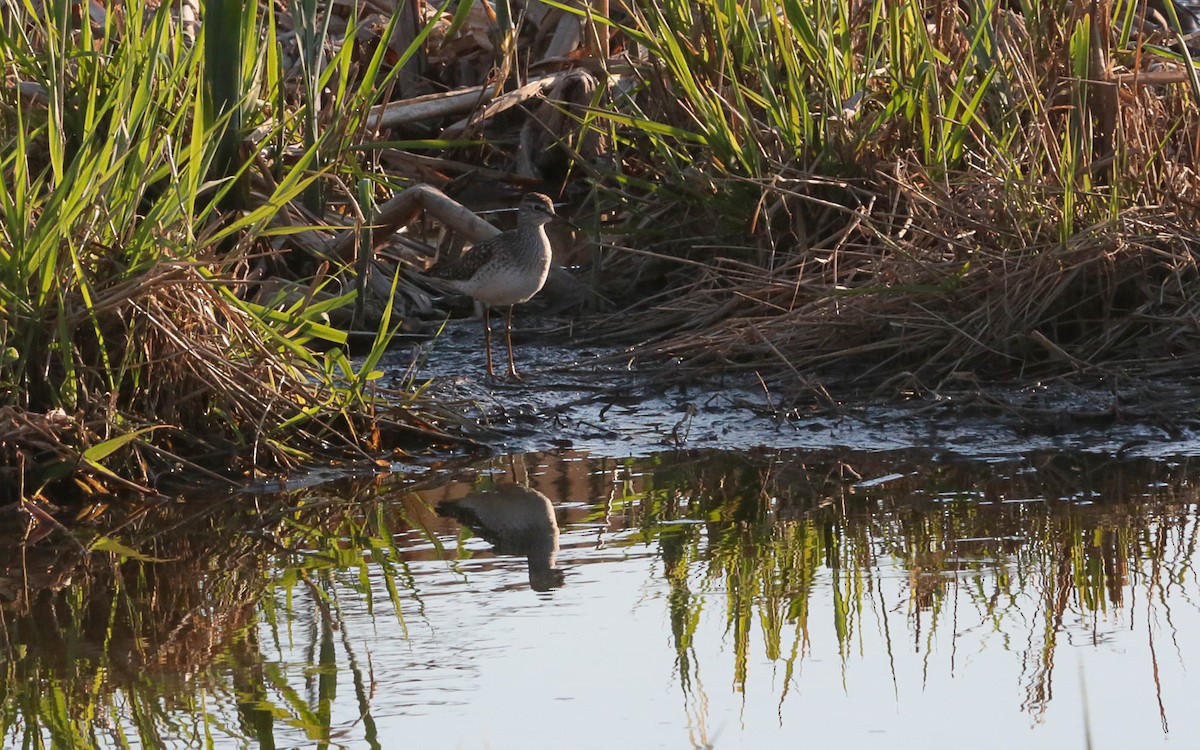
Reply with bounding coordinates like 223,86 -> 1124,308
3,446 -> 1199,748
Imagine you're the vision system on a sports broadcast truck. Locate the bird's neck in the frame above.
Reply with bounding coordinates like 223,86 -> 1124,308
518,221 -> 549,245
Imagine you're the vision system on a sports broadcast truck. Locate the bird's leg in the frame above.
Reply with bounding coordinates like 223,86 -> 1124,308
483,305 -> 495,378
505,305 -> 522,380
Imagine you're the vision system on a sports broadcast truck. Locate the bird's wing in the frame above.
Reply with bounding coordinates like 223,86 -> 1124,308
430,236 -> 498,282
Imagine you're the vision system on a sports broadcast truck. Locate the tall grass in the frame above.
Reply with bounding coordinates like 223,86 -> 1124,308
0,2 -> 439,498
577,0 -> 1200,388
604,0 -> 1192,190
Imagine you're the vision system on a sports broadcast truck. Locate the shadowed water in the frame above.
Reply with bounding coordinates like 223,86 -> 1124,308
2,447 -> 1199,748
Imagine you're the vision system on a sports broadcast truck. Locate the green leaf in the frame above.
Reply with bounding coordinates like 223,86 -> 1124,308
80,427 -> 162,464
89,536 -> 171,562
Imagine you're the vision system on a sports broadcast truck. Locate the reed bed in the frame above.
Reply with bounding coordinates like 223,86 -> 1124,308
550,0 -> 1200,394
602,167 -> 1200,390
0,1 -> 462,500
5,0 -> 1200,498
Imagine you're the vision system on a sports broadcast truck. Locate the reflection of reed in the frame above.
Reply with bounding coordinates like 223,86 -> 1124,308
437,483 -> 565,591
0,477 -> 396,748
4,448 -> 1199,745
600,450 -> 1200,730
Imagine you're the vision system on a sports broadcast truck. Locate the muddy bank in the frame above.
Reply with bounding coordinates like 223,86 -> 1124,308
380,315 -> 1200,460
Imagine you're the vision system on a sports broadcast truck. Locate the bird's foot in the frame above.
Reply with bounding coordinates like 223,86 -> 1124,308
482,368 -> 523,382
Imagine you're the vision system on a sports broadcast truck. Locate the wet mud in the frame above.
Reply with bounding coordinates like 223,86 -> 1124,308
385,315 -> 1200,460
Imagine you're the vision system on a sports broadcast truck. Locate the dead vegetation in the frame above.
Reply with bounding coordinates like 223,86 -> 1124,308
595,164 -> 1200,393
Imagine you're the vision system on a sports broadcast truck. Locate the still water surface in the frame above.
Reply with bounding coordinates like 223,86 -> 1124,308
3,448 -> 1199,748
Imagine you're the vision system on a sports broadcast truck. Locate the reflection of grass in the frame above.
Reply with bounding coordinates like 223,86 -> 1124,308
3,450 -> 1198,744
0,472 -> 430,748
609,450 -> 1200,719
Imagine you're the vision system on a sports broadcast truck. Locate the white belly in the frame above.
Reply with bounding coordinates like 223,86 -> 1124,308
454,260 -> 551,307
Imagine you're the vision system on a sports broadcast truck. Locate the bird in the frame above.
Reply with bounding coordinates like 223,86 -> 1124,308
429,193 -> 558,379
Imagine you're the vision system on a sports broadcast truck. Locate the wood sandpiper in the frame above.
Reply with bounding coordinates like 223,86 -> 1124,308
431,193 -> 558,379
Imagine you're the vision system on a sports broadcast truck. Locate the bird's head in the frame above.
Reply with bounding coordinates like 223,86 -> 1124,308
519,192 -> 558,227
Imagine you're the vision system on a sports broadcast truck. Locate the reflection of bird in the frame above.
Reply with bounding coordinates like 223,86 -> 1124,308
437,483 -> 564,591
430,193 -> 558,379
